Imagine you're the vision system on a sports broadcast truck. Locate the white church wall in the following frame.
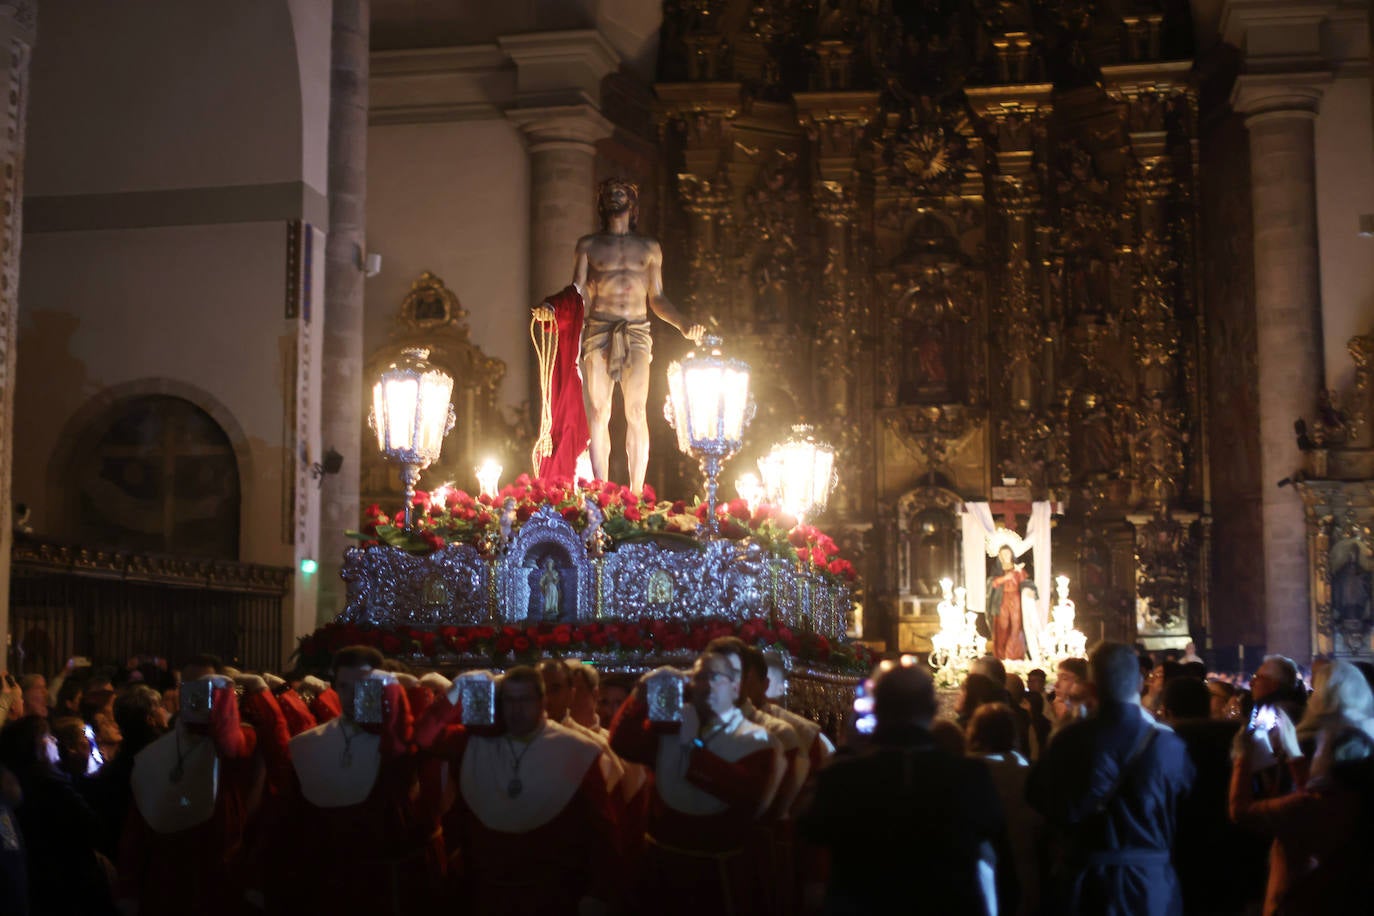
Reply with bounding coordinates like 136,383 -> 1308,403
16,0 -> 333,660
15,223 -> 295,569
1315,72 -> 1374,393
366,117 -> 533,447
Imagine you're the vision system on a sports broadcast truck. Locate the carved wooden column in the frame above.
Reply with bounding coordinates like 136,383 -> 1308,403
968,89 -> 1053,486
0,0 -> 31,666
657,85 -> 741,325
1106,66 -> 1200,644
796,93 -> 878,515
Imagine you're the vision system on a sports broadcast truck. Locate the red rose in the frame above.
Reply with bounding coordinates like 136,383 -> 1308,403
624,505 -> 642,522
618,630 -> 642,649
561,506 -> 581,523
590,633 -> 608,648
719,520 -> 748,539
411,490 -> 431,511
641,483 -> 657,503
422,532 -> 445,552
516,504 -> 535,522
671,500 -> 686,514
452,636 -> 471,653
695,503 -> 711,521
512,636 -> 531,652
419,632 -> 437,655
788,528 -> 810,548
727,498 -> 750,520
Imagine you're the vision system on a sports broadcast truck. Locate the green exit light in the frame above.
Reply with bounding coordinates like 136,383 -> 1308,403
300,558 -> 318,575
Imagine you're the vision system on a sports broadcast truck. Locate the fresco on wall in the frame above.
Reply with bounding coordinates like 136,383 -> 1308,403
69,395 -> 241,559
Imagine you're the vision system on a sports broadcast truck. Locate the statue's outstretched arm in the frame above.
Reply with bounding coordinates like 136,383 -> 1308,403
646,241 -> 703,342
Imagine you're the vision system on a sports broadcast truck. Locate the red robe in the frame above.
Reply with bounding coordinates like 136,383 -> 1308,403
275,688 -> 318,737
609,699 -> 777,915
117,684 -> 259,916
278,684 -> 444,915
309,687 -> 342,724
536,284 -> 588,480
416,697 -> 620,914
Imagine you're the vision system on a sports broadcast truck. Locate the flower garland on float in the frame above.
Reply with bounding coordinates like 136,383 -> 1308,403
346,474 -> 859,586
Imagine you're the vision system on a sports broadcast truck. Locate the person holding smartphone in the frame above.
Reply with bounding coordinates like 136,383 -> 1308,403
608,638 -> 778,915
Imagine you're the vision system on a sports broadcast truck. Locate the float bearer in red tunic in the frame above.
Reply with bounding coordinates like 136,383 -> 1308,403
282,646 -> 442,915
415,665 -> 619,915
609,639 -> 780,915
119,660 -> 265,916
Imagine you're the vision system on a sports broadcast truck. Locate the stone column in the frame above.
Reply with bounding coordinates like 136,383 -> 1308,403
506,105 -> 615,310
0,1 -> 33,669
318,0 -> 369,621
1232,74 -> 1330,661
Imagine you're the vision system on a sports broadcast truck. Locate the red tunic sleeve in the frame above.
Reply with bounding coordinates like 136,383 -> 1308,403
609,698 -> 678,767
276,689 -> 317,736
239,689 -> 294,793
413,694 -> 470,760
209,684 -> 255,760
310,688 -> 342,724
376,682 -> 413,759
685,746 -> 775,813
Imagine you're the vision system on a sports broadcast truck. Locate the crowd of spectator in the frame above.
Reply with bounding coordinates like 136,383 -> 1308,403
0,638 -> 1369,915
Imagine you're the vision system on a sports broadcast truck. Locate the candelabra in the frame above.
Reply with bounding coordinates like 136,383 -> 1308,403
928,578 -> 986,677
1043,575 -> 1088,661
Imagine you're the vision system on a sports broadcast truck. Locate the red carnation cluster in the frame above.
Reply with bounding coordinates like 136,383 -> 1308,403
348,476 -> 861,586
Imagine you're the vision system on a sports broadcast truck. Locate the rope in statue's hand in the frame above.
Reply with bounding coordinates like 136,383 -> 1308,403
530,312 -> 558,471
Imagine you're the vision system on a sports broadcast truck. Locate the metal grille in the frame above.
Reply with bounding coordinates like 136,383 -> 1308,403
8,543 -> 291,676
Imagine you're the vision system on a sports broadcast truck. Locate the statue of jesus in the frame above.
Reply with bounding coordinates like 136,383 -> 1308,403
533,179 -> 703,493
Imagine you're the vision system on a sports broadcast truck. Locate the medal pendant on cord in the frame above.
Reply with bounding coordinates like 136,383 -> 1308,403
507,777 -> 522,799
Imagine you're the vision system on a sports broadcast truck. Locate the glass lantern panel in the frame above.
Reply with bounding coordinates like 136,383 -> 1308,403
666,364 -> 692,453
416,370 -> 455,457
381,377 -> 419,453
720,367 -> 750,441
684,364 -> 725,444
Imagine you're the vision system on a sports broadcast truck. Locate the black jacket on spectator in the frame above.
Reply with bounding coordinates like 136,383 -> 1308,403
0,789 -> 26,916
1170,718 -> 1268,915
13,771 -> 117,916
1027,703 -> 1195,916
798,724 -> 1014,914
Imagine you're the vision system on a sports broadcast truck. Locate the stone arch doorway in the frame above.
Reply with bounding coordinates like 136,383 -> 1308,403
61,394 -> 241,559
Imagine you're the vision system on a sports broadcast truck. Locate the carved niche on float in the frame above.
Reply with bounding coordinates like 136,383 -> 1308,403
361,272 -> 528,513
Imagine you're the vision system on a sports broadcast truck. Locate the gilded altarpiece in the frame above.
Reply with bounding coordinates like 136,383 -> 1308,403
651,0 -> 1208,650
1293,336 -> 1374,659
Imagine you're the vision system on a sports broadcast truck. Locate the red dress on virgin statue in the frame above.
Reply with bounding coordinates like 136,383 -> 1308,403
989,566 -> 1029,660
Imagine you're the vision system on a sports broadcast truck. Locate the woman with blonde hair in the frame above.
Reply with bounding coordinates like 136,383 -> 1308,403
1229,659 -> 1374,914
